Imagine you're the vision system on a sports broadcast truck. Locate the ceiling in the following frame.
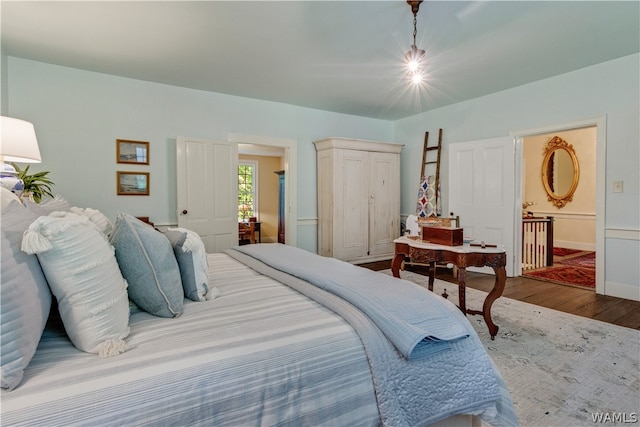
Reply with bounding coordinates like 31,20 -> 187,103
2,1 -> 638,121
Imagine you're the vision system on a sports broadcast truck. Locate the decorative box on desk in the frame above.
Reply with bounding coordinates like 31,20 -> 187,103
422,226 -> 464,246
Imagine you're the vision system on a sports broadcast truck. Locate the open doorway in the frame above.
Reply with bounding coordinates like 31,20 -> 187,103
512,116 -> 606,295
238,144 -> 285,244
229,133 -> 298,247
520,127 -> 596,290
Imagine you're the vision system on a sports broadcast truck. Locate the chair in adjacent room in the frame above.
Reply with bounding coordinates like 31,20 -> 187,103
238,221 -> 256,245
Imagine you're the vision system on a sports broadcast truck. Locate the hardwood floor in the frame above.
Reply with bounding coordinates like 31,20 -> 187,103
360,260 -> 640,330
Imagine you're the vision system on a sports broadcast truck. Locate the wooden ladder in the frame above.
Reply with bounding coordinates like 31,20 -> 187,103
420,128 -> 443,212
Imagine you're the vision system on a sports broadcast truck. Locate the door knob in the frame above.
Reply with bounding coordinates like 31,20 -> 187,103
181,209 -> 188,215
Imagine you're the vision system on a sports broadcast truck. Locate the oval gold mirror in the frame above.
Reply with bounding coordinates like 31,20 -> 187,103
541,136 -> 579,208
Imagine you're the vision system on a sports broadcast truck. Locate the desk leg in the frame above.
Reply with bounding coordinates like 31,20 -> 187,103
484,266 -> 505,339
428,261 -> 436,292
457,267 -> 467,315
466,266 -> 505,340
391,253 -> 404,278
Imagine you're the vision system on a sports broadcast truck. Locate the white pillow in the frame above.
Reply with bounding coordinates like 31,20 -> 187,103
1,187 -> 21,212
24,194 -> 72,215
22,211 -> 130,357
70,206 -> 113,236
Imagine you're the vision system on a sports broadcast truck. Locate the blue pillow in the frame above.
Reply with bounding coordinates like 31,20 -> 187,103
1,201 -> 52,390
110,213 -> 183,317
164,228 -> 217,302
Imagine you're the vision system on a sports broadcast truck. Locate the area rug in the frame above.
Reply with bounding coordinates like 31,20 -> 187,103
557,252 -> 596,268
523,264 -> 595,289
381,269 -> 640,427
553,247 -> 583,257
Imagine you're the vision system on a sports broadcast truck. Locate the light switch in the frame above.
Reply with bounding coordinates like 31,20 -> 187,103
613,180 -> 623,193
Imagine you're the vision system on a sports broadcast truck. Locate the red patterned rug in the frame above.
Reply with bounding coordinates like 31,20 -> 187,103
524,264 -> 595,289
557,252 -> 595,268
553,247 -> 583,257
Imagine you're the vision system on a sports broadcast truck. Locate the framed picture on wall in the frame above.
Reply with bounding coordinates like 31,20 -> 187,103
116,139 -> 149,165
117,171 -> 150,196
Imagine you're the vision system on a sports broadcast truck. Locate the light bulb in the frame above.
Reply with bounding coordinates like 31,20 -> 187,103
407,59 -> 421,73
411,72 -> 424,85
405,44 -> 426,85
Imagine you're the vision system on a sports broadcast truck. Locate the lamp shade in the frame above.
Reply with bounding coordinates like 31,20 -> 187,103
1,116 -> 41,163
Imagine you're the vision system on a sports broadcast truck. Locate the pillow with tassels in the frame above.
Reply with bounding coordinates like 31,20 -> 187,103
70,206 -> 113,236
22,211 -> 130,357
164,227 -> 218,302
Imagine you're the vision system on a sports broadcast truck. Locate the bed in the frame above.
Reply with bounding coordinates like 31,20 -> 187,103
1,196 -> 517,426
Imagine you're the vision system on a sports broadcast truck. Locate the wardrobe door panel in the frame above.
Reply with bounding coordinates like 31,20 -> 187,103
337,149 -> 369,260
369,152 -> 400,257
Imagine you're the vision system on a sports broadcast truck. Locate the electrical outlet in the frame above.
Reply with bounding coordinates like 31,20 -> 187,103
613,180 -> 623,193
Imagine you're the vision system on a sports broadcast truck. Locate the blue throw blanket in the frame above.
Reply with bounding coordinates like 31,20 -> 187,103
232,243 -> 469,359
226,245 -> 517,427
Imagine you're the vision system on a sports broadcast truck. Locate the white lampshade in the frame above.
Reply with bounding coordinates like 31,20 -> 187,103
1,116 -> 42,163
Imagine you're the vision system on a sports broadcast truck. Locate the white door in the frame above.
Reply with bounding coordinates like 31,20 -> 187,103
449,137 -> 516,276
177,136 -> 238,253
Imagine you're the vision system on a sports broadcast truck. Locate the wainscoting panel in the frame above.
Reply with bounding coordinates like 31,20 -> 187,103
605,227 -> 640,301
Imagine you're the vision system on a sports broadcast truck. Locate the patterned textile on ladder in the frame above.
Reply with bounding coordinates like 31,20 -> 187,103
416,175 -> 441,218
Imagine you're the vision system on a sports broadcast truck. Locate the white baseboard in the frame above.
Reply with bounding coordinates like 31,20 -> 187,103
606,281 -> 640,302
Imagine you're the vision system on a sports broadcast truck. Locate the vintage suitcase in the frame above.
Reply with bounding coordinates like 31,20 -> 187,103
422,226 -> 464,246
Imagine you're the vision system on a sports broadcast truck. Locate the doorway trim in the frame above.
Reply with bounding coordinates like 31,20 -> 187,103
228,132 -> 297,247
510,115 -> 606,294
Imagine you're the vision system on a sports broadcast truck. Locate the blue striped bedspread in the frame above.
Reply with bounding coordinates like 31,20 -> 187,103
232,243 -> 470,359
3,250 -> 517,427
1,254 -> 380,426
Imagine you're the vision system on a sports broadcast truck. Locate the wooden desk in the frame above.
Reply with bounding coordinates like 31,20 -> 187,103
391,236 -> 507,339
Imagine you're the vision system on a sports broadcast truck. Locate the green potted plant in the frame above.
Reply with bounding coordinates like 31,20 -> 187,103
11,162 -> 54,203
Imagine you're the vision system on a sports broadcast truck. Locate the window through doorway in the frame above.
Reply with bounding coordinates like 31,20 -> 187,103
238,161 -> 258,222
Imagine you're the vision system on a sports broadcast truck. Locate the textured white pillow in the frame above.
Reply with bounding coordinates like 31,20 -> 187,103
24,194 -> 72,215
22,211 -> 130,357
70,206 -> 113,236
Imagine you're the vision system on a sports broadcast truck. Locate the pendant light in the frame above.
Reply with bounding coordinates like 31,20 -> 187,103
405,0 -> 426,84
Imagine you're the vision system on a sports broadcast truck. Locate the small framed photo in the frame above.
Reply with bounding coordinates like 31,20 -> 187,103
116,139 -> 149,165
117,172 -> 150,196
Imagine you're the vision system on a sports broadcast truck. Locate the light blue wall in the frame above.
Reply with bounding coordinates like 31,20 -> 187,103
394,53 -> 640,300
5,57 -> 393,252
5,54 -> 639,299
1,47 -> 8,114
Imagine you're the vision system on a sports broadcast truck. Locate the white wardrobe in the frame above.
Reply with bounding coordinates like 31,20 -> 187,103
314,138 -> 403,263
